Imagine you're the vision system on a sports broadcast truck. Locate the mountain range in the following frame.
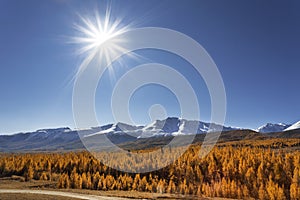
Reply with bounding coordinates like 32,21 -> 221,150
256,121 -> 300,133
256,123 -> 291,133
0,117 -> 299,152
83,117 -> 240,139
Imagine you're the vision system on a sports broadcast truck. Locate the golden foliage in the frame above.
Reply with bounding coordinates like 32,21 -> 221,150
0,139 -> 299,199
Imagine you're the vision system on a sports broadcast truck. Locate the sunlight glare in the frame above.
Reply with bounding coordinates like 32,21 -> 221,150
71,8 -> 131,76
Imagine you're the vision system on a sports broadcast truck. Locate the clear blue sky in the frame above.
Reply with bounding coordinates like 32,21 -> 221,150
0,0 -> 299,134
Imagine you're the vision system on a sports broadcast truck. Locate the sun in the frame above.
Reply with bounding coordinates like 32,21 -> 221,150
72,13 -> 128,54
71,8 -> 131,74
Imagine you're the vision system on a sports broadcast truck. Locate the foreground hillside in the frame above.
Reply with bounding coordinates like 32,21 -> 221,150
0,138 -> 300,199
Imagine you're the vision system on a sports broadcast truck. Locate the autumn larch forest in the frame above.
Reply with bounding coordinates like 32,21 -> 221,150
1,138 -> 300,199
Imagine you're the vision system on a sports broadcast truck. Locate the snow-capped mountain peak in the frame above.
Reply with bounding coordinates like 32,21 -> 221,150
256,123 -> 291,133
83,117 -> 239,139
284,121 -> 300,131
36,127 -> 71,133
143,117 -> 180,133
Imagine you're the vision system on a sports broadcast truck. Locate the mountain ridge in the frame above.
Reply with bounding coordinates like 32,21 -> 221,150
256,121 -> 300,133
284,121 -> 300,131
256,123 -> 291,133
1,117 -> 300,152
2,117 -> 300,136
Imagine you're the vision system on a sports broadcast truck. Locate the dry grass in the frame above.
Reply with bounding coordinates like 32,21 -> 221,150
0,178 -> 208,200
0,193 -> 83,200
0,177 -> 55,189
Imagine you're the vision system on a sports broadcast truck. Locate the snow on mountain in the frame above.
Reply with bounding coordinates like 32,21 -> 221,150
0,127 -> 81,152
256,123 -> 291,133
84,122 -> 143,138
141,117 -> 180,137
84,117 -> 239,139
284,121 -> 300,131
1,118 -> 299,152
0,117 -> 245,152
30,127 -> 73,139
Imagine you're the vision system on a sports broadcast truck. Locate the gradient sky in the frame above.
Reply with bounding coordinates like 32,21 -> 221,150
0,0 -> 299,134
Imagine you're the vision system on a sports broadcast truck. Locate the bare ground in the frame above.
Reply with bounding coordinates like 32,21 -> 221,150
0,177 -> 212,200
0,193 -> 84,200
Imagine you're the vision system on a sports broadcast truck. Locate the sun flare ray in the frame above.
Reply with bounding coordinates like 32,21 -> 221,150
71,6 -> 132,78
